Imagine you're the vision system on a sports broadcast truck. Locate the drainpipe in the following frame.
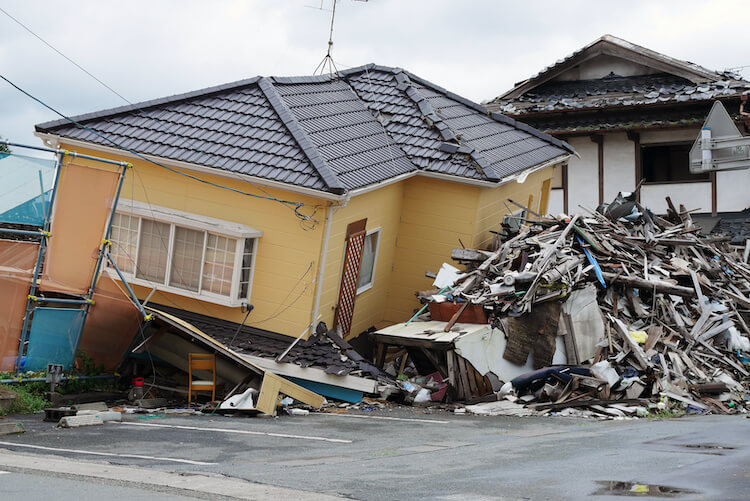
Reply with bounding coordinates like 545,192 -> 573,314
310,204 -> 335,331
309,194 -> 351,331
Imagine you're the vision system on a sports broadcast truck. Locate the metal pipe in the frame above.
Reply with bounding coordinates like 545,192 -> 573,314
1,141 -> 130,167
0,374 -> 115,384
28,296 -> 93,305
105,252 -> 149,320
0,228 -> 46,237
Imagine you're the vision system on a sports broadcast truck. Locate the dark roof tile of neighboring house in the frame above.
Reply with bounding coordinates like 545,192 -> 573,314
490,73 -> 750,116
486,35 -> 750,119
37,64 -> 572,195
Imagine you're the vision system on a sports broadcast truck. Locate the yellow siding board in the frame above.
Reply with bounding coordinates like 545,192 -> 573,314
64,144 -> 326,337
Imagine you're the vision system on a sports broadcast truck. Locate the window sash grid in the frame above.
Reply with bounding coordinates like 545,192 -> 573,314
109,212 -> 253,305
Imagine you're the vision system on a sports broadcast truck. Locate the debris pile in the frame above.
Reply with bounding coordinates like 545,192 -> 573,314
413,194 -> 750,417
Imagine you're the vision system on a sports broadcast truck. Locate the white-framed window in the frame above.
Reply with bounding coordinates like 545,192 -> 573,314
107,201 -> 260,307
357,228 -> 380,294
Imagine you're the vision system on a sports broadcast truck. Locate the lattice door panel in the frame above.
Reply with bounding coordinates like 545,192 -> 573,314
334,219 -> 367,337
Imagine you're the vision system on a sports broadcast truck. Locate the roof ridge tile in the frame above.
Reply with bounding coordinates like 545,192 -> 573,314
257,77 -> 346,194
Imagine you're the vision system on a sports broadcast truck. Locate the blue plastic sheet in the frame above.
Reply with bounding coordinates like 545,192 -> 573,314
0,152 -> 56,226
24,307 -> 85,371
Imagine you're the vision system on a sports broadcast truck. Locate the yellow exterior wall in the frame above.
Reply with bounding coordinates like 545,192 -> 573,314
317,182 -> 404,338
472,167 -> 554,249
59,144 -> 327,337
384,176 -> 480,323
384,167 -> 556,325
57,141 -> 558,340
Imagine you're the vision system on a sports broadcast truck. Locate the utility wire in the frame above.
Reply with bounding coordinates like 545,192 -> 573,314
0,73 -> 315,223
0,6 -> 132,105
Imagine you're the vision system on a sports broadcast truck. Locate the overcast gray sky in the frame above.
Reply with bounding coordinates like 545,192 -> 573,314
1,0 -> 747,148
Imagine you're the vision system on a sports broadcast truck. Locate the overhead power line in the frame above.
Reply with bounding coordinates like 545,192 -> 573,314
0,5 -> 132,105
0,73 -> 317,224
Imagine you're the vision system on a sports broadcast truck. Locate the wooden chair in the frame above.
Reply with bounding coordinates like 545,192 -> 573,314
188,353 -> 216,405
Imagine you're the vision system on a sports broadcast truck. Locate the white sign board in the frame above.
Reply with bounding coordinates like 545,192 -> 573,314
689,101 -> 750,173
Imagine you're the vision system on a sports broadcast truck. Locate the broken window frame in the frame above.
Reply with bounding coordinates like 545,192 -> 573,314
107,210 -> 259,307
640,141 -> 710,184
356,227 -> 381,295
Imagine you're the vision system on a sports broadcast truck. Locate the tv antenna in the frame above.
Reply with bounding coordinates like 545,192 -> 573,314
312,0 -> 368,76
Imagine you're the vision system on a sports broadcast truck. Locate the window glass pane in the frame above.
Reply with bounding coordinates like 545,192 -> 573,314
357,231 -> 379,290
238,238 -> 254,299
169,227 -> 205,292
203,234 -> 236,297
136,219 -> 170,283
110,213 -> 138,273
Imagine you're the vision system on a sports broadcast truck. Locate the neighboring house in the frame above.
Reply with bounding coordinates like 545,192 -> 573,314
35,64 -> 572,345
486,35 -> 750,217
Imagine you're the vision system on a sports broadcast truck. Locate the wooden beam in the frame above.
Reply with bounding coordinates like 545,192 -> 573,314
627,131 -> 641,202
562,163 -> 569,214
710,171 -> 717,216
590,134 -> 604,204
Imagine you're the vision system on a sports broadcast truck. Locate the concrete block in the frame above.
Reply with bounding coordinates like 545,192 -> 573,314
0,422 -> 25,435
76,402 -> 108,411
58,414 -> 103,428
75,411 -> 122,422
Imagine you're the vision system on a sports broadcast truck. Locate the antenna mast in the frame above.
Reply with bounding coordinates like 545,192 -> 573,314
314,0 -> 339,76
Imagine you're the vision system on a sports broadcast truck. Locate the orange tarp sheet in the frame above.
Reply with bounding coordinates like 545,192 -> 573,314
77,275 -> 142,370
0,240 -> 37,371
43,163 -> 120,294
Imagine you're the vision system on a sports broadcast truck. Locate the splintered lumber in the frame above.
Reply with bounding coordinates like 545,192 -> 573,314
610,316 -> 653,369
403,192 -> 750,415
599,272 -> 695,297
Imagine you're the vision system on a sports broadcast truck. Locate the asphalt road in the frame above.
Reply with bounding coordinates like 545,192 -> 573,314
0,407 -> 749,500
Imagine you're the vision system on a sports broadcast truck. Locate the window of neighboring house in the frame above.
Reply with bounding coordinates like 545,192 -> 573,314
357,228 -> 380,294
641,142 -> 710,183
108,212 -> 257,306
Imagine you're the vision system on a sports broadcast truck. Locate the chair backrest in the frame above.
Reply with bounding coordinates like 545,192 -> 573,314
189,353 -> 215,371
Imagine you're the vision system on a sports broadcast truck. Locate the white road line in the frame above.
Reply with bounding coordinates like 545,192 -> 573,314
320,413 -> 450,424
0,441 -> 216,466
119,421 -> 353,444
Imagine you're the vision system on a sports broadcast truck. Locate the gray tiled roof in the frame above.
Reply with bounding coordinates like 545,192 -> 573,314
488,73 -> 750,116
36,65 -> 572,195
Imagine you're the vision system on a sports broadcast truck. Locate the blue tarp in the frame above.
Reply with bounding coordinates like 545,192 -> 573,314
0,152 -> 56,226
24,307 -> 85,371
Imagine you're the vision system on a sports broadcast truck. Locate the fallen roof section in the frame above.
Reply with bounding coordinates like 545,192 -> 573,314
146,304 -> 380,397
139,307 -> 325,415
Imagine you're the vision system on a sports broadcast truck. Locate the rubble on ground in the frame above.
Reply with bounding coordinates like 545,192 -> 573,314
373,193 -> 750,419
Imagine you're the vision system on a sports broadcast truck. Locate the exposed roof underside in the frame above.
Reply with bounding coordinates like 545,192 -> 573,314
36,64 -> 572,195
486,35 -> 750,119
516,101 -> 736,135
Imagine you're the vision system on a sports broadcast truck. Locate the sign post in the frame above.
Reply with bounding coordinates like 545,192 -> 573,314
690,101 -> 750,173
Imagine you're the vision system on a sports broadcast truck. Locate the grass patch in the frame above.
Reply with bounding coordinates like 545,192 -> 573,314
0,384 -> 50,416
646,407 -> 685,419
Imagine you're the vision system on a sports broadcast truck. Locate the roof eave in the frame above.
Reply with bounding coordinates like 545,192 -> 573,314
35,132 -> 347,202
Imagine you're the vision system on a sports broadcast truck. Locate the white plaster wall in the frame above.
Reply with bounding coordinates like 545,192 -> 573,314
716,169 -> 750,212
641,182 -> 712,214
603,132 -> 635,201
548,188 -> 564,216
566,137 -> 599,212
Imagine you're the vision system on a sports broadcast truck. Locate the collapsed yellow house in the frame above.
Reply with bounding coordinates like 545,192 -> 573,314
33,64 -> 572,348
